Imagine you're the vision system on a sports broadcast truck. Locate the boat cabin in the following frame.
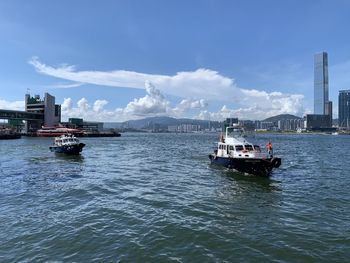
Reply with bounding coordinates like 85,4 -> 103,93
54,135 -> 79,146
215,126 -> 266,158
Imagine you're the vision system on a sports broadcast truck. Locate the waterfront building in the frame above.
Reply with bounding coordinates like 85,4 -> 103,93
167,125 -> 178,132
260,121 -> 275,131
306,114 -> 335,132
277,119 -> 305,131
222,118 -> 239,131
225,118 -> 238,126
167,124 -> 201,133
339,90 -> 350,128
238,120 -> 255,131
24,93 -> 61,132
65,118 -> 104,131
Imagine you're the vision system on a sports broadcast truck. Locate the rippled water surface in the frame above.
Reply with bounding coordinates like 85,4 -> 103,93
1,133 -> 350,262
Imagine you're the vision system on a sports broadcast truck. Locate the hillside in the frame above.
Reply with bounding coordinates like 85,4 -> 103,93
263,114 -> 302,123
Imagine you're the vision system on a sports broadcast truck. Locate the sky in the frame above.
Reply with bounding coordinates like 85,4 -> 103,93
1,0 -> 350,122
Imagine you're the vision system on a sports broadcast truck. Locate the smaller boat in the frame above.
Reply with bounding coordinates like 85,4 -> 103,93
0,128 -> 21,140
49,134 -> 85,155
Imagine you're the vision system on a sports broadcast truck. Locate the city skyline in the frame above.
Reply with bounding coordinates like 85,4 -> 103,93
1,1 -> 350,122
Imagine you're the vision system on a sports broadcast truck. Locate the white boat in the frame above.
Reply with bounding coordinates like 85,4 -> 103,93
49,134 -> 85,155
209,124 -> 281,176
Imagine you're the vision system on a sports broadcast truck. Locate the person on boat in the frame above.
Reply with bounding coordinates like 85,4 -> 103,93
220,133 -> 225,143
266,141 -> 273,157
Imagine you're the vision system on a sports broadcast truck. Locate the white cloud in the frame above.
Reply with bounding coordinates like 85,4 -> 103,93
51,82 -> 84,88
28,57 -> 236,101
196,99 -> 304,121
28,57 -> 306,120
172,98 -> 208,117
77,98 -> 89,112
93,100 -> 108,112
61,98 -> 73,111
0,99 -> 24,111
123,82 -> 170,116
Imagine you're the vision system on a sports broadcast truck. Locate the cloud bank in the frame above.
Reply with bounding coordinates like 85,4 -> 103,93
29,57 -> 235,101
57,86 -> 303,122
26,57 -> 306,120
0,87 -> 304,121
59,83 -> 208,122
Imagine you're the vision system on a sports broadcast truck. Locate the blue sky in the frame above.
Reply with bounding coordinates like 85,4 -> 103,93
1,0 -> 350,121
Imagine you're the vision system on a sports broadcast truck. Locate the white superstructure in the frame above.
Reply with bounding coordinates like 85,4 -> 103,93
215,125 -> 268,159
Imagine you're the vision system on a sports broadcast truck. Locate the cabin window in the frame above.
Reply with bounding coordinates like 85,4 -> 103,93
254,145 -> 261,152
220,144 -> 227,150
245,145 -> 254,151
235,145 -> 244,151
229,146 -> 234,150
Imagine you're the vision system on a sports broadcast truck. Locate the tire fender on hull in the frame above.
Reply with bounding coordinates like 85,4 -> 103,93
271,157 -> 281,168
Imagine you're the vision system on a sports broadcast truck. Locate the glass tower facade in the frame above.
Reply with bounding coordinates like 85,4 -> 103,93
339,90 -> 350,128
314,52 -> 329,114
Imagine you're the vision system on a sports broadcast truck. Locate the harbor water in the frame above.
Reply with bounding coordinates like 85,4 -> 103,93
1,133 -> 350,262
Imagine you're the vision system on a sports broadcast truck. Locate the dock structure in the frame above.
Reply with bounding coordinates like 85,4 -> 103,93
0,93 -> 61,133
0,109 -> 44,121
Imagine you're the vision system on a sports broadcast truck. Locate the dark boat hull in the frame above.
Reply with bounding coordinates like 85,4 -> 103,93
0,134 -> 21,140
209,154 -> 281,176
49,143 -> 85,155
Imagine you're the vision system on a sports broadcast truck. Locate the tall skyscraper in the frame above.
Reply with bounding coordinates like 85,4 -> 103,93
307,52 -> 333,130
314,52 -> 329,115
339,90 -> 350,128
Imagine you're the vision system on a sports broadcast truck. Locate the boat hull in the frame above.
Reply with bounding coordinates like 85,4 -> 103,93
209,154 -> 281,176
49,143 -> 85,155
0,134 -> 21,140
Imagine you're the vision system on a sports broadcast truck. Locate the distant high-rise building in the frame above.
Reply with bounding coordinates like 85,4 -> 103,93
325,101 -> 332,119
314,52 -> 329,114
309,52 -> 332,128
339,90 -> 350,128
